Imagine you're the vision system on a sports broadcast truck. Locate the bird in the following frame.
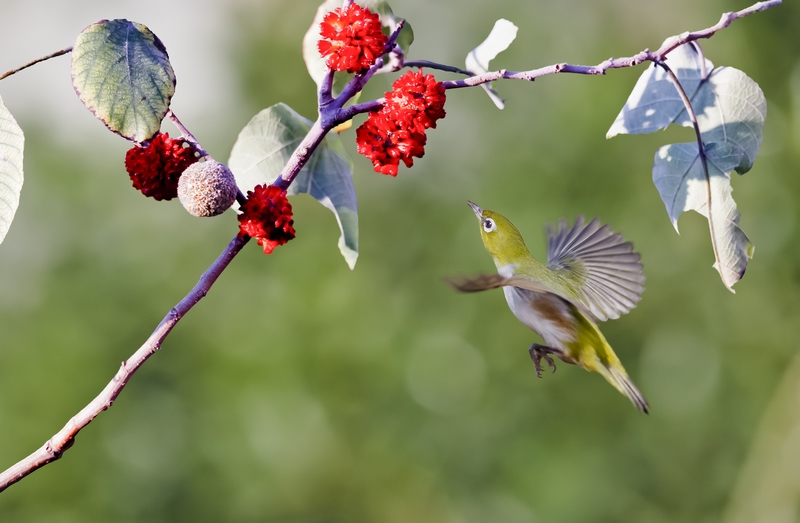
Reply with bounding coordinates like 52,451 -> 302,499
450,201 -> 649,413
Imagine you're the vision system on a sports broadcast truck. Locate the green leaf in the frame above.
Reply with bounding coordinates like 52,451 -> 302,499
0,94 -> 24,247
228,103 -> 358,269
302,0 -> 412,94
465,19 -> 518,110
71,19 -> 175,142
607,42 -> 713,138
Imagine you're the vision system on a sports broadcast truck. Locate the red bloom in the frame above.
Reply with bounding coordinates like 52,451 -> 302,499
318,4 -> 387,74
356,111 -> 427,176
385,71 -> 447,132
355,70 -> 446,176
124,132 -> 198,200
238,185 -> 296,254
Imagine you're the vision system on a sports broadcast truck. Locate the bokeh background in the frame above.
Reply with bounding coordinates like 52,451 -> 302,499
1,0 -> 799,521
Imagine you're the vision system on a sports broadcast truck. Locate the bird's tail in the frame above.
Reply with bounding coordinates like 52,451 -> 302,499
596,363 -> 649,414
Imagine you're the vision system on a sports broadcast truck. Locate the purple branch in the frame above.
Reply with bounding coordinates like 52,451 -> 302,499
0,234 -> 250,493
272,119 -> 327,191
335,19 -> 406,107
339,98 -> 385,121
319,69 -> 335,107
404,60 -> 473,76
442,0 -> 781,90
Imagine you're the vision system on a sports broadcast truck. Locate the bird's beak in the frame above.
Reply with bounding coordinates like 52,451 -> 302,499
467,201 -> 483,220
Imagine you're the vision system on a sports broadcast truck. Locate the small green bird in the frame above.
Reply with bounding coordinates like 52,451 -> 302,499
451,202 -> 648,413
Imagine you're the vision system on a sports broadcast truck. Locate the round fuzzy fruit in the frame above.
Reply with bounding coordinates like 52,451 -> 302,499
178,159 -> 237,217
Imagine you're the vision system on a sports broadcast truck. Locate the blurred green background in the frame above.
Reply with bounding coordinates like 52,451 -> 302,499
1,0 -> 799,521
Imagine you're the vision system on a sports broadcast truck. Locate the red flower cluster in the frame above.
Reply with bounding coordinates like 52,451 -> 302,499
356,71 -> 447,176
237,185 -> 296,254
124,132 -> 198,200
318,4 -> 387,74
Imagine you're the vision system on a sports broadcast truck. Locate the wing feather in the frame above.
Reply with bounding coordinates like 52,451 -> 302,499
546,216 -> 645,321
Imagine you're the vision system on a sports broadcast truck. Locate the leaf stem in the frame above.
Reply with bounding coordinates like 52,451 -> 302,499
655,61 -> 726,290
0,47 -> 72,81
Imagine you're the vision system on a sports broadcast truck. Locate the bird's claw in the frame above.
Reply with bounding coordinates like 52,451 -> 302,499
528,344 -> 558,378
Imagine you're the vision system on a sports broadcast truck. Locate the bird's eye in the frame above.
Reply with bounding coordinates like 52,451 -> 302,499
483,218 -> 496,233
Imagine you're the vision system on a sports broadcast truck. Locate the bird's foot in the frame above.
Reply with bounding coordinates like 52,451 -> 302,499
528,344 -> 559,378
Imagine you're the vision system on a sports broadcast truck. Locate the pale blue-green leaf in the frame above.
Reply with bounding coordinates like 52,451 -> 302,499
653,142 -> 754,291
465,19 -> 518,109
0,94 -> 24,247
228,103 -> 358,268
302,0 -> 342,92
674,66 -> 766,175
607,42 -> 713,138
362,0 -> 414,52
71,19 -> 175,142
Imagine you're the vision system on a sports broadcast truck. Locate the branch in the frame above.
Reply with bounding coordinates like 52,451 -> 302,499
442,0 -> 781,90
0,234 -> 250,492
335,19 -> 406,107
166,110 -> 209,158
404,60 -> 473,76
0,46 -> 72,81
271,19 -> 410,191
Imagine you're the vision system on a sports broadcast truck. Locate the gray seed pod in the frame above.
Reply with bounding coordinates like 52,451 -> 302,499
178,159 -> 237,217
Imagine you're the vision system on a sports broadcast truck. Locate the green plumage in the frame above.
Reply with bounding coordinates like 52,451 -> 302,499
452,202 -> 648,413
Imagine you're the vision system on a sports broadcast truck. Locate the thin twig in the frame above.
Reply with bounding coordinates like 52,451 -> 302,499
442,0 -> 781,90
0,234 -> 250,493
166,110 -> 209,158
0,47 -> 72,81
655,60 -> 724,289
404,60 -> 473,76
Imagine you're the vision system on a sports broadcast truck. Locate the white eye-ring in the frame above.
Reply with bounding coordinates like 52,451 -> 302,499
483,218 -> 496,233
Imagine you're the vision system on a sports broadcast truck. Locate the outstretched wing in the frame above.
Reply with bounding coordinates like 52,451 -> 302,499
447,273 -> 549,294
546,216 -> 645,321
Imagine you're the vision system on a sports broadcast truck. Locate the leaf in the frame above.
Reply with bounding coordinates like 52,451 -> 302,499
302,0 -> 342,93
71,19 -> 175,142
609,38 -> 766,291
0,94 -> 24,247
653,142 -> 754,291
302,0 -> 412,95
652,66 -> 764,291
674,67 -> 766,175
228,103 -> 358,269
607,42 -> 713,138
362,0 -> 414,52
465,19 -> 518,110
